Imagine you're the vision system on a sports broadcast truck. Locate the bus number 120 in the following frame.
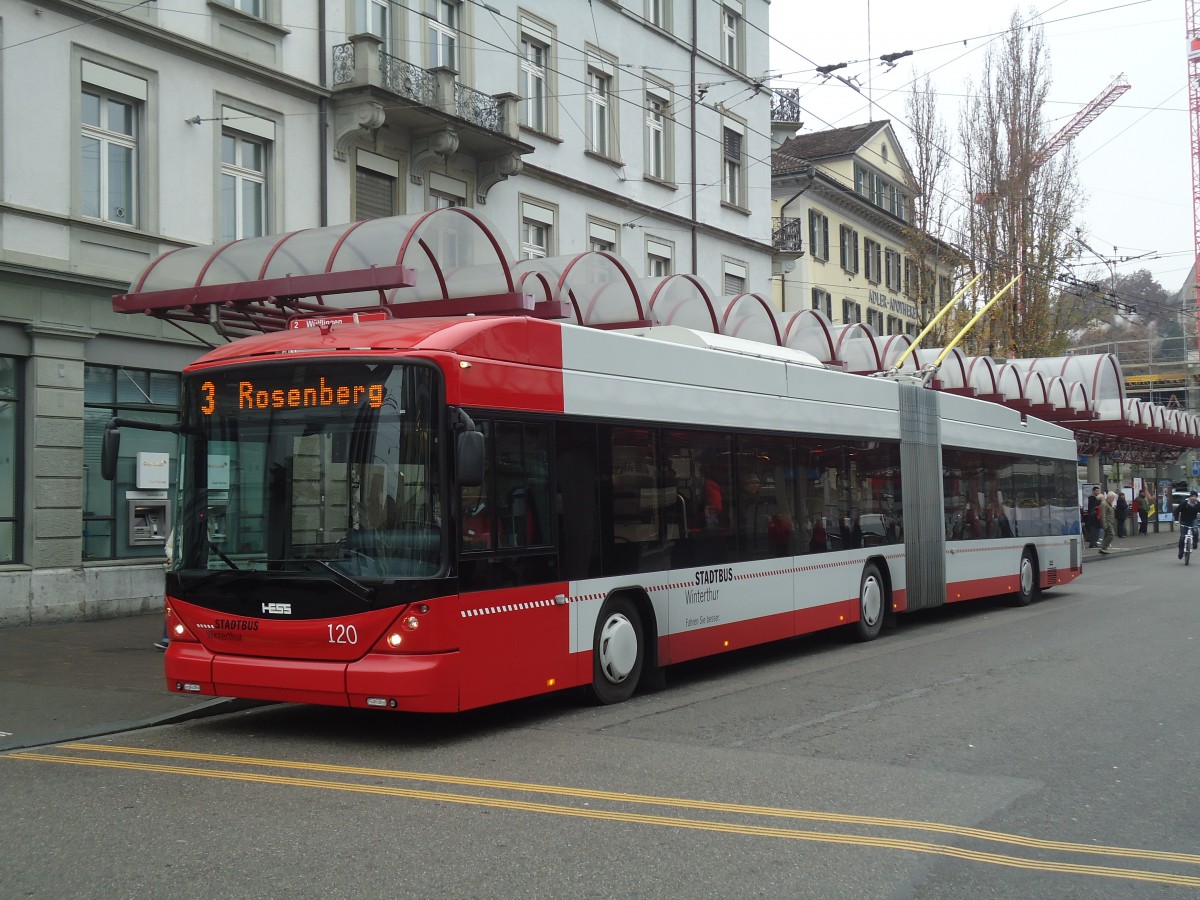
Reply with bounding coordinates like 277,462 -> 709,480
328,624 -> 358,644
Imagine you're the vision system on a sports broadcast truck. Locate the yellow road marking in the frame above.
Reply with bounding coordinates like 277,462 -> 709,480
55,742 -> 1200,867
5,748 -> 1198,889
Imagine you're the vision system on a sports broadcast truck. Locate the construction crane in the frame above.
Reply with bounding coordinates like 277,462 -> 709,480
973,73 -> 1130,351
1031,73 -> 1130,170
973,73 -> 1129,201
1188,0 -> 1200,351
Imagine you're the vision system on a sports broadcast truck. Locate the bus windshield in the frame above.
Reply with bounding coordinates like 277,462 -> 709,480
174,361 -> 444,584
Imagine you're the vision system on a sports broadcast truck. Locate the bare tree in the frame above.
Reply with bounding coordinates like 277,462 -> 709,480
958,10 -> 1080,358
903,74 -> 965,344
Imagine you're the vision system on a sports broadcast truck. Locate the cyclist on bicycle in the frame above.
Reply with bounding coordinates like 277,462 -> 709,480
1177,490 -> 1200,559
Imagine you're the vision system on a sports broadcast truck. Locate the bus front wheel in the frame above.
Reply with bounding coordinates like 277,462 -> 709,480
589,595 -> 644,704
853,562 -> 886,642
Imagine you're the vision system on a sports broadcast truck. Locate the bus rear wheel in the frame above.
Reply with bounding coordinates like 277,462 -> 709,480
589,595 -> 644,704
1013,548 -> 1039,607
853,562 -> 886,642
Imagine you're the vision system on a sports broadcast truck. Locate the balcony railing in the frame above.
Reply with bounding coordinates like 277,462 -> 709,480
772,217 -> 804,254
380,53 -> 435,107
455,81 -> 503,133
771,88 -> 802,123
332,40 -> 509,137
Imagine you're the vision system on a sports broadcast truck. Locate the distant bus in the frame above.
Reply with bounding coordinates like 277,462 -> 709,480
108,315 -> 1081,712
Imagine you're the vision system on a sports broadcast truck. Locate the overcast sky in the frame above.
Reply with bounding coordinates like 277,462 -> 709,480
767,0 -> 1191,295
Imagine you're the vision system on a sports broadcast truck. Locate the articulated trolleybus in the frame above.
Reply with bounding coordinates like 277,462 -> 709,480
109,313 -> 1081,712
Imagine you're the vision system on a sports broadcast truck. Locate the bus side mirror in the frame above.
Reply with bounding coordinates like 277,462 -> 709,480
101,420 -> 121,481
457,430 -> 484,487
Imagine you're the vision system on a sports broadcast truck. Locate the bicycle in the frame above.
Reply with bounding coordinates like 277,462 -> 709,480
1184,524 -> 1199,565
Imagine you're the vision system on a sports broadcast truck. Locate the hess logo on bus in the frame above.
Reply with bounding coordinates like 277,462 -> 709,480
262,602 -> 292,615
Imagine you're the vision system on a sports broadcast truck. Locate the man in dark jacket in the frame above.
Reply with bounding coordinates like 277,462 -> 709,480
1177,491 -> 1200,558
1085,486 -> 1102,547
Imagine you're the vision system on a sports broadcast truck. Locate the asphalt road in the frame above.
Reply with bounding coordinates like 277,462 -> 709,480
5,550 -> 1199,898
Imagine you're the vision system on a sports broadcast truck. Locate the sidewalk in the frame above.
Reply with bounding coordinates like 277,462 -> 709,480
0,530 -> 1180,752
0,612 -> 238,752
1082,524 -> 1179,561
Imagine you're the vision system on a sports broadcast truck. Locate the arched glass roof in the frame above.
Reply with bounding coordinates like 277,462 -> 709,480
829,324 -> 881,374
780,309 -> 837,365
721,293 -> 782,345
644,274 -> 719,332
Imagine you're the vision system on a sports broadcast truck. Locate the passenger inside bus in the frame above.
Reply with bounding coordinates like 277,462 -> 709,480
461,484 -> 491,550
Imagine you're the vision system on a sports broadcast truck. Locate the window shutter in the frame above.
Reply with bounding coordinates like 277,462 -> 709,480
355,168 -> 395,220
723,128 -> 742,162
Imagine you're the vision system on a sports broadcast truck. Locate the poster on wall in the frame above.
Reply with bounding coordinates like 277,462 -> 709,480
1158,479 -> 1175,522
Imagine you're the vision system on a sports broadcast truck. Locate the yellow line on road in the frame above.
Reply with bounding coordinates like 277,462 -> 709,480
7,750 -> 1200,889
56,742 -> 1200,868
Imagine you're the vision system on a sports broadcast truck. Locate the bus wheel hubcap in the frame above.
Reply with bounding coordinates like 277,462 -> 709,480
598,614 -> 637,683
1021,558 -> 1034,595
862,577 -> 882,626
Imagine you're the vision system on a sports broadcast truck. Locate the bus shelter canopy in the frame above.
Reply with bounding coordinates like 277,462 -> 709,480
111,218 -> 1200,461
114,209 -> 530,337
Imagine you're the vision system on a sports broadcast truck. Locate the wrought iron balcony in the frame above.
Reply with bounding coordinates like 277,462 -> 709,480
771,88 -> 802,124
772,217 -> 804,255
331,36 -> 519,141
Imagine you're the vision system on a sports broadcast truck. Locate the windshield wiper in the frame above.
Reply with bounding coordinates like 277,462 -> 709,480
292,558 -> 375,604
210,541 -> 240,570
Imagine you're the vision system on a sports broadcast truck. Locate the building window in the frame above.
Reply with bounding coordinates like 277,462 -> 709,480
428,0 -> 459,71
866,309 -> 882,332
854,162 -> 908,222
589,219 -> 618,253
839,225 -> 859,274
646,0 -> 670,29
586,57 -> 615,158
647,238 -> 673,276
356,0 -> 391,53
811,288 -> 832,318
0,356 -> 20,564
355,149 -> 397,220
521,199 -> 556,259
83,366 -> 180,561
885,248 -> 902,291
723,260 -> 747,296
841,299 -> 861,324
722,122 -> 745,207
426,172 -> 468,211
939,275 -> 953,303
217,105 -> 274,241
520,36 -> 548,132
81,86 -> 140,226
808,211 -> 829,261
220,130 -> 267,241
227,0 -> 263,16
721,2 -> 743,71
864,239 -> 882,284
645,83 -> 674,182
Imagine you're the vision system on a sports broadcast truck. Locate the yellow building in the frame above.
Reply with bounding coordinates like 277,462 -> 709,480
771,122 -> 959,336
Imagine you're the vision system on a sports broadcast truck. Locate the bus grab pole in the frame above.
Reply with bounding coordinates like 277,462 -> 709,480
889,271 -> 984,373
931,273 -> 1022,371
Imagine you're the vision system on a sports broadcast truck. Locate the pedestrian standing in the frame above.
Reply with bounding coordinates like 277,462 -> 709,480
1115,491 -> 1128,537
1099,491 -> 1118,554
1086,486 -> 1102,547
1137,489 -> 1149,535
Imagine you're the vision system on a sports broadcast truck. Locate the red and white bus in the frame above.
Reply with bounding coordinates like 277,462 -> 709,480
107,313 -> 1081,712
